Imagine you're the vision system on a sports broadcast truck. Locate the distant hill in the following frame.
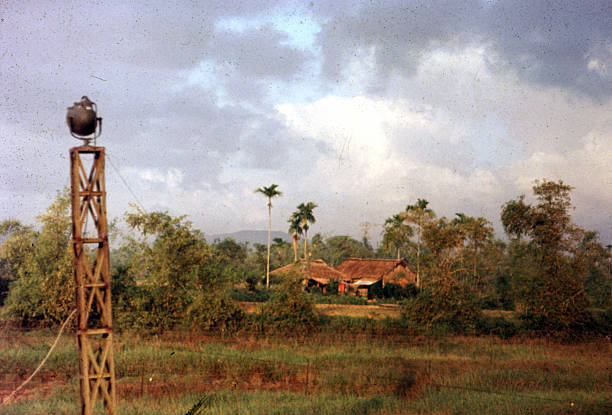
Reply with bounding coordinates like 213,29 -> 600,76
206,230 -> 291,246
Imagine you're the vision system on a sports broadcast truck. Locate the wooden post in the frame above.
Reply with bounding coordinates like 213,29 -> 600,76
70,146 -> 117,415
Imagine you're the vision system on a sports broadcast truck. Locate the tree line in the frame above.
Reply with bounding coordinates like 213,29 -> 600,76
0,179 -> 610,335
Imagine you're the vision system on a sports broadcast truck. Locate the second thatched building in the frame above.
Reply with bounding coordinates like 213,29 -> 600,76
336,258 -> 416,296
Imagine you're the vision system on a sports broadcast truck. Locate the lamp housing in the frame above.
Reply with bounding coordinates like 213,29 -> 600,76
67,96 -> 102,144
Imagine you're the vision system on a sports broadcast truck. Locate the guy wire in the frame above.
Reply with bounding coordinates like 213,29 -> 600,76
106,152 -> 147,214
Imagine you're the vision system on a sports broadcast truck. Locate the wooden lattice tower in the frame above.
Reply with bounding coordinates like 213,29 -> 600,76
70,146 -> 117,415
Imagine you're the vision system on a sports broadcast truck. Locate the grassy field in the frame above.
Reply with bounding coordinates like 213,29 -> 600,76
239,302 -> 402,319
1,324 -> 611,415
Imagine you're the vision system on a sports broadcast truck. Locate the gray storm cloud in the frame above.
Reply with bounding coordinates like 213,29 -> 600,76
1,0 -> 610,243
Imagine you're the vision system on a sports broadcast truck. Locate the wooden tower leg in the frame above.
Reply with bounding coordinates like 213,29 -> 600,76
70,146 -> 117,415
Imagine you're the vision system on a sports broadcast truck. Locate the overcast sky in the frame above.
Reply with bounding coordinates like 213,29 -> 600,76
1,0 -> 611,246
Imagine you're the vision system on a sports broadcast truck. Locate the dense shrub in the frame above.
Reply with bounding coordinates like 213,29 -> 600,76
1,191 -> 74,326
186,291 -> 245,332
402,285 -> 481,333
0,276 -> 11,306
259,274 -> 319,333
326,280 -> 340,295
369,282 -> 418,300
310,286 -> 323,296
229,288 -> 270,302
474,315 -> 520,338
309,293 -> 368,305
588,307 -> 612,336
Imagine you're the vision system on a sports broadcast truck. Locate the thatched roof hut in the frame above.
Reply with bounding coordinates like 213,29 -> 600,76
335,258 -> 416,288
271,259 -> 351,288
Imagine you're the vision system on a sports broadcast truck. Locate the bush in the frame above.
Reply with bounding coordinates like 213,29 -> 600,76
310,286 -> 323,296
588,307 -> 612,335
309,293 -> 368,305
229,288 -> 270,302
367,282 -> 418,301
113,285 -> 182,331
259,274 -> 319,333
186,290 -> 245,332
1,191 -> 74,326
0,276 -> 11,306
326,280 -> 340,295
474,315 -> 520,338
402,284 -> 481,333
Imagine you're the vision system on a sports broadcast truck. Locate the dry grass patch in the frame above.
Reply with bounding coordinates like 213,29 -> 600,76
238,301 -> 401,319
316,304 -> 401,319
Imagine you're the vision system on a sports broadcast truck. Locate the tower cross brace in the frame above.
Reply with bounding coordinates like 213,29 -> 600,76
70,146 -> 117,415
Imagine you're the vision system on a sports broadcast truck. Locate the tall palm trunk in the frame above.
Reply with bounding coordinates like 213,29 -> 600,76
303,229 -> 308,260
292,232 -> 298,262
266,201 -> 271,290
416,231 -> 421,289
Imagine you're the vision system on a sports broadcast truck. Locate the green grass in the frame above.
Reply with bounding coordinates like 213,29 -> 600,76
1,329 -> 611,414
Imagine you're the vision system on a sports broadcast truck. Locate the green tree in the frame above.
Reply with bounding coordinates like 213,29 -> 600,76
211,238 -> 253,289
452,213 -> 494,283
422,217 -> 465,283
575,230 -> 611,308
248,243 -> 268,284
0,220 -> 36,305
308,232 -> 325,259
271,237 -> 291,268
404,199 -> 436,288
501,179 -> 591,333
477,239 -> 509,308
288,213 -> 302,263
1,190 -> 74,325
123,209 -> 213,328
296,202 -> 317,260
404,216 -> 481,332
320,235 -> 374,267
381,213 -> 413,259
254,184 -> 282,290
115,215 -> 246,331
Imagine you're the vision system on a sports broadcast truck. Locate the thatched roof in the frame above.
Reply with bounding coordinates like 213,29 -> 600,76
336,258 -> 414,282
271,259 -> 350,284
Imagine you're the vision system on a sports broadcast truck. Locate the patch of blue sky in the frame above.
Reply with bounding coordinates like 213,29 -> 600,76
215,7 -> 320,51
214,8 -> 324,106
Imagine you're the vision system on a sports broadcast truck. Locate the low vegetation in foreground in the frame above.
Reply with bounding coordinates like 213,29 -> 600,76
1,181 -> 612,413
1,326 -> 611,415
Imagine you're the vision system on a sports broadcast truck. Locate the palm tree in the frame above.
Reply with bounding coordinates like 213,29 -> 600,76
382,213 -> 413,259
288,213 -> 303,262
296,202 -> 317,260
254,184 -> 282,289
405,199 -> 435,288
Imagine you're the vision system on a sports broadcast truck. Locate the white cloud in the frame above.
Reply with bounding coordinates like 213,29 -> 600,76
275,93 -> 503,235
512,128 -> 612,206
129,168 -> 185,189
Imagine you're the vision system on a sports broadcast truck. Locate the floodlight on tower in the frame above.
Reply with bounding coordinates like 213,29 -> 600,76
66,96 -> 102,145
